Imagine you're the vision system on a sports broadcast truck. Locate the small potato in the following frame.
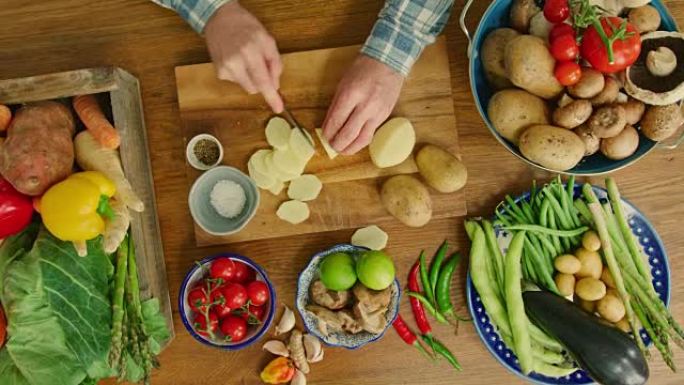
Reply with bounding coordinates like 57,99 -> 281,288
415,144 -> 468,193
555,273 -> 576,297
590,77 -> 620,106
554,254 -> 582,275
597,294 -> 626,323
488,89 -> 550,144
577,298 -> 596,313
615,316 -> 631,333
621,99 -> 646,125
628,5 -> 661,33
588,104 -> 627,138
552,100 -> 593,129
575,248 -> 603,279
481,28 -> 520,89
569,68 -> 605,99
600,125 -> 639,160
574,124 -> 600,156
381,175 -> 432,228
575,277 -> 607,302
582,230 -> 601,251
505,35 -> 563,99
601,267 -> 616,289
519,125 -> 586,171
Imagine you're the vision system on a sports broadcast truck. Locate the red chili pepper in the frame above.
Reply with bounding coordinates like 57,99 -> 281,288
408,260 -> 433,336
0,178 -> 33,238
392,314 -> 431,360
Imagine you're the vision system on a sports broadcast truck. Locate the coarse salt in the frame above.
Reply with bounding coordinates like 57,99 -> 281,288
210,179 -> 246,218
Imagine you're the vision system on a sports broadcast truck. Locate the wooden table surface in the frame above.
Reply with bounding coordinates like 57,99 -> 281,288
1,1 -> 682,384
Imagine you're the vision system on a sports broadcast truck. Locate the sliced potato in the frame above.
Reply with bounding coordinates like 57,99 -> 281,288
265,152 -> 298,182
248,150 -> 276,189
315,128 -> 338,159
267,179 -> 285,195
287,174 -> 322,201
369,117 -> 416,168
351,225 -> 388,250
290,128 -> 315,161
276,200 -> 310,224
265,117 -> 292,150
273,147 -> 306,177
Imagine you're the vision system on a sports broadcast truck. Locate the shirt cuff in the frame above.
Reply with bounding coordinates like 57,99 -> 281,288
360,18 -> 431,76
186,0 -> 234,34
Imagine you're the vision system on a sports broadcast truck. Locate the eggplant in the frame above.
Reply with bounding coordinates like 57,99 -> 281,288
523,290 -> 648,385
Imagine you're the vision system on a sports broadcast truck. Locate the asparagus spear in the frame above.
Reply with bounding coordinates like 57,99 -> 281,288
110,235 -> 130,368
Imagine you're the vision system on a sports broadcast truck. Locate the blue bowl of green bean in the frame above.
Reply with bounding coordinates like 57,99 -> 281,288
466,184 -> 670,385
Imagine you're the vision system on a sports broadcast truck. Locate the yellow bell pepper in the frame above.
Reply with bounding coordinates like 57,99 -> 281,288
42,171 -> 116,242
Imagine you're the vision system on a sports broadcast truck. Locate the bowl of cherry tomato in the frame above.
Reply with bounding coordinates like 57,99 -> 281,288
179,254 -> 276,350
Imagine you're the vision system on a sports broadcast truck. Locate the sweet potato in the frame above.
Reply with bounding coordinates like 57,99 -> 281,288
0,102 -> 75,196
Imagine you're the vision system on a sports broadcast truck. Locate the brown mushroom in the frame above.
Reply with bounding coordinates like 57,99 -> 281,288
640,104 -> 684,141
569,68 -> 605,99
590,77 -> 620,105
628,5 -> 661,34
620,99 -> 646,125
588,104 -> 627,138
510,0 -> 541,33
600,125 -> 640,160
553,100 -> 593,129
575,124 -> 601,156
647,47 -> 677,77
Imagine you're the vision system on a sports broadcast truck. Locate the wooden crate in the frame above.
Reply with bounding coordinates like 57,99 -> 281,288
0,67 -> 174,347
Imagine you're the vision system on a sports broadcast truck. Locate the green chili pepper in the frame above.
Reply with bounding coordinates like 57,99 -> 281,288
421,335 -> 462,371
429,240 -> 448,295
435,253 -> 461,317
407,292 -> 448,324
419,251 -> 435,306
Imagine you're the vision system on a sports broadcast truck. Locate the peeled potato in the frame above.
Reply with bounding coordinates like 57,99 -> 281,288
290,128 -> 315,161
276,200 -> 310,224
351,225 -> 388,250
264,152 -> 297,182
248,150 -> 275,189
273,147 -> 306,177
265,117 -> 292,150
315,128 -> 338,159
287,174 -> 322,201
369,117 -> 416,168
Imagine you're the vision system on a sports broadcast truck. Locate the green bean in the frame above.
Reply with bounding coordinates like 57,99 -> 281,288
482,220 -> 505,293
436,253 -> 461,317
542,188 -> 572,230
503,225 -> 588,238
533,361 -> 577,378
464,220 -> 478,240
506,195 -> 533,223
523,237 -> 558,294
505,231 -> 534,375
419,251 -> 435,306
539,199 -> 550,227
429,240 -> 449,295
532,344 -> 566,365
523,249 -> 539,284
529,323 -> 564,352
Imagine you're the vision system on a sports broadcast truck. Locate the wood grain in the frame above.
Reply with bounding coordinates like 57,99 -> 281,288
0,1 -> 682,385
176,38 -> 467,245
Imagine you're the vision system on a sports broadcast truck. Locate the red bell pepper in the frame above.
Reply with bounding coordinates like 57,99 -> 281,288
0,177 -> 33,238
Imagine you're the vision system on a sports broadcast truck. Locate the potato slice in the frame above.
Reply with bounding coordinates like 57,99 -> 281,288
369,117 -> 416,168
287,174 -> 322,201
315,128 -> 338,159
276,200 -> 310,224
265,117 -> 292,150
289,128 -> 315,161
351,225 -> 388,250
265,152 -> 299,182
248,150 -> 275,189
273,147 -> 306,177
267,179 -> 285,195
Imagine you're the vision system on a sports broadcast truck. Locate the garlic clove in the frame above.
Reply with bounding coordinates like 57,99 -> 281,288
309,348 -> 324,363
262,340 -> 290,357
303,334 -> 323,363
275,305 -> 295,335
291,369 -> 307,385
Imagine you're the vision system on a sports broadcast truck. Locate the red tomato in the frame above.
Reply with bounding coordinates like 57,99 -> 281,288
544,0 -> 570,23
239,304 -> 266,324
193,311 -> 219,337
550,33 -> 579,61
187,287 -> 211,313
210,258 -> 236,283
214,303 -> 233,319
222,283 -> 248,309
209,286 -> 233,318
246,281 -> 269,306
221,315 -> 248,343
554,61 -> 582,86
580,17 -> 641,73
549,23 -> 575,44
232,261 -> 256,283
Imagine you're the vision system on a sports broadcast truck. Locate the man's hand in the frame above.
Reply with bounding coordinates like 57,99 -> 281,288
322,55 -> 404,155
204,1 -> 284,113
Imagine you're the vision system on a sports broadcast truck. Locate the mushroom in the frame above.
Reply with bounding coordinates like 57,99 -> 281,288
620,98 -> 646,125
574,124 -> 601,156
590,76 -> 620,106
628,5 -> 661,34
510,0 -> 541,33
588,104 -> 627,138
569,68 -> 605,99
625,31 -> 684,105
647,47 -> 677,77
600,125 -> 640,160
640,104 -> 684,141
553,100 -> 593,129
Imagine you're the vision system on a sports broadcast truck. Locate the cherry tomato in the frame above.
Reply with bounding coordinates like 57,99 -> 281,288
193,311 -> 219,337
246,281 -> 269,306
549,23 -> 575,44
221,315 -> 248,343
210,258 -> 236,283
580,17 -> 641,73
544,0 -> 570,23
232,261 -> 256,283
209,286 -> 233,318
554,61 -> 582,86
550,33 -> 579,61
222,283 -> 248,309
187,287 -> 211,313
239,304 -> 266,324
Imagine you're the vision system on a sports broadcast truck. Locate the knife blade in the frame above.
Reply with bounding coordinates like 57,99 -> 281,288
281,106 -> 315,148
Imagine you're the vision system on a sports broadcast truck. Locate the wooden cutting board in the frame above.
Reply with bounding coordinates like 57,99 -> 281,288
175,37 -> 466,246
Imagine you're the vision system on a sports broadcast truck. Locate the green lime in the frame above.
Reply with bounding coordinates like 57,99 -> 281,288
356,250 -> 395,290
319,252 -> 357,291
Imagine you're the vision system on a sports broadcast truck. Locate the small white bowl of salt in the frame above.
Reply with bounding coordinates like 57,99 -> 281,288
188,166 -> 260,236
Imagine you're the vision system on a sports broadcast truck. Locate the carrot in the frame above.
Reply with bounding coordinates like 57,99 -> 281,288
73,95 -> 120,149
0,104 -> 11,132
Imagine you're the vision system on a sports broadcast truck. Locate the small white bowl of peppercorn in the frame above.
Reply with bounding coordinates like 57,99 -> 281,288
187,134 -> 224,170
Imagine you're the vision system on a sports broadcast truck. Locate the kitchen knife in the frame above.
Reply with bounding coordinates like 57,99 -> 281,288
281,106 -> 315,148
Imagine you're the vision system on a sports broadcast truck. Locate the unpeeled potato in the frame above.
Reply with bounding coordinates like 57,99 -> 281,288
380,175 -> 432,228
415,144 -> 467,193
519,125 -> 585,171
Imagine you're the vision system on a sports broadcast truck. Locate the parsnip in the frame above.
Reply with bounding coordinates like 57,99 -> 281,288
104,199 -> 131,254
74,131 -> 144,212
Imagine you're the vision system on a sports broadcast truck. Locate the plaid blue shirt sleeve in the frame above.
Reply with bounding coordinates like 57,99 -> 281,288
361,0 -> 455,76
151,0 -> 233,33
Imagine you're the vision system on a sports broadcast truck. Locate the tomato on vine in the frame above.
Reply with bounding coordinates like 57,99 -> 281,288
221,316 -> 248,342
549,23 -> 575,44
544,0 -> 570,23
550,33 -> 580,61
193,311 -> 219,337
580,17 -> 641,73
554,61 -> 582,86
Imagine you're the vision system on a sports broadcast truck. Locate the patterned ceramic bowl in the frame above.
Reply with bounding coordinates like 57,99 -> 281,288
467,185 -> 671,384
295,244 -> 401,349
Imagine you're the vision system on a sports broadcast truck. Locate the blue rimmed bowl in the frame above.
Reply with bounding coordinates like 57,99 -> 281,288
179,254 -> 277,350
295,244 -> 401,349
466,184 -> 670,384
459,0 -> 679,175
